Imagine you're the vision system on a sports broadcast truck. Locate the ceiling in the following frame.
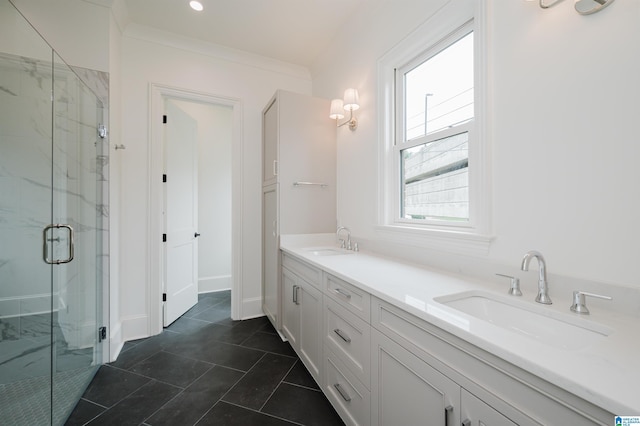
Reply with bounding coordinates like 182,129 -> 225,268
122,0 -> 366,68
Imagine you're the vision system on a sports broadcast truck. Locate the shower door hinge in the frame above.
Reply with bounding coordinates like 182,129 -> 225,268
163,115 -> 167,124
163,174 -> 167,183
162,233 -> 167,242
98,124 -> 107,139
162,293 -> 167,302
98,326 -> 107,342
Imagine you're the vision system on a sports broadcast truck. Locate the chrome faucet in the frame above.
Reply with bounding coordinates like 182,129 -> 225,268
520,250 -> 552,305
336,226 -> 351,250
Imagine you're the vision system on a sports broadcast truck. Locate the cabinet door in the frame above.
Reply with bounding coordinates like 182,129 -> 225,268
298,279 -> 323,385
281,267 -> 300,348
461,389 -> 517,426
371,330 -> 460,426
262,97 -> 278,186
262,186 -> 278,329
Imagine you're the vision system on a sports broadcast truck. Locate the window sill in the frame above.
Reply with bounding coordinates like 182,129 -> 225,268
375,224 -> 494,256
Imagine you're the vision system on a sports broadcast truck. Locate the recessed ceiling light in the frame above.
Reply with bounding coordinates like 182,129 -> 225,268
189,1 -> 204,11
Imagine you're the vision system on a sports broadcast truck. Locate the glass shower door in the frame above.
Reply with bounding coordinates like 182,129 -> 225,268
50,52 -> 104,424
0,1 -> 105,424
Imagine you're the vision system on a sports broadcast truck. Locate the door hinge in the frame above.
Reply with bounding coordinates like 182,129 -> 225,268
162,234 -> 167,242
162,293 -> 167,302
163,115 -> 167,124
98,326 -> 107,342
162,174 -> 167,183
98,124 -> 107,139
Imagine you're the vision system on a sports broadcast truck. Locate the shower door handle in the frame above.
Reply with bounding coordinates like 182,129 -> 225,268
43,224 -> 74,264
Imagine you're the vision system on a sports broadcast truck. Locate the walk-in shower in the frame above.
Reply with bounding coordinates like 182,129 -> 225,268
0,1 -> 108,424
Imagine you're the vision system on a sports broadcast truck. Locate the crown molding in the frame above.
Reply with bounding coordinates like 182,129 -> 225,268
123,23 -> 311,81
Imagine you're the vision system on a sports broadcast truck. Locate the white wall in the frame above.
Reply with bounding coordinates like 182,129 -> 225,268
10,0 -> 109,72
311,1 -> 640,290
118,27 -> 312,340
171,100 -> 233,294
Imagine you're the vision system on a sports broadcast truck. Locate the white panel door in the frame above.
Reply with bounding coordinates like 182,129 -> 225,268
163,99 -> 199,326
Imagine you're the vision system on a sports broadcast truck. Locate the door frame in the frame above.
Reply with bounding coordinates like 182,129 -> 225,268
149,83 -> 243,335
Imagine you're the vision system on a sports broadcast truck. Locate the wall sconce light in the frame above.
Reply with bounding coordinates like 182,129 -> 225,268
330,88 -> 359,131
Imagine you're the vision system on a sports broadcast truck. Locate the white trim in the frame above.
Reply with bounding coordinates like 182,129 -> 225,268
375,225 -> 492,256
241,296 -> 265,320
120,314 -> 148,342
198,275 -> 232,293
149,83 -> 244,336
377,0 -> 492,254
109,320 -> 123,362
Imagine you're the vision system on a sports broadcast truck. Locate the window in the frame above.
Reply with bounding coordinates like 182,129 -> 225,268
399,30 -> 474,224
378,0 -> 491,252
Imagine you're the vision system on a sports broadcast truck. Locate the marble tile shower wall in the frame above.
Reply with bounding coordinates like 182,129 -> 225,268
0,51 -> 109,350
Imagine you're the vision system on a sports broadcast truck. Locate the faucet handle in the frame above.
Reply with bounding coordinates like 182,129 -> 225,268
496,273 -> 522,296
570,291 -> 612,315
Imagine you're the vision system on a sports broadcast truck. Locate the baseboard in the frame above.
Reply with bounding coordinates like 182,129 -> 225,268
109,321 -> 123,362
120,314 -> 149,342
198,275 -> 232,293
240,296 -> 264,320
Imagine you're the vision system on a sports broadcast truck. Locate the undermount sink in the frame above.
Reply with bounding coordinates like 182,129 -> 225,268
434,291 -> 613,350
305,247 -> 354,256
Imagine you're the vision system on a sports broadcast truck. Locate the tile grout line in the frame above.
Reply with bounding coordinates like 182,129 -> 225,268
191,352 -> 268,426
256,358 -> 299,413
281,380 -> 323,393
217,400 -> 305,426
140,363 -> 217,424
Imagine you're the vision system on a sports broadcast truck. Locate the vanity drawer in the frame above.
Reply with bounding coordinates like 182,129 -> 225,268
324,348 -> 371,426
324,273 -> 370,321
282,252 -> 322,287
324,298 -> 371,388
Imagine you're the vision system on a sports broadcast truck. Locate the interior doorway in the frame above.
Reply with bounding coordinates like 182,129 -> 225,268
149,84 -> 242,335
162,98 -> 233,326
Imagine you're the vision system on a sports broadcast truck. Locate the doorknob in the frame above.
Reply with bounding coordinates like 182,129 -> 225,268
194,232 -> 201,238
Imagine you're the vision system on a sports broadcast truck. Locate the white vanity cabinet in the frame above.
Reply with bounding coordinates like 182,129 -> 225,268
281,254 -> 324,385
278,249 -> 615,426
261,90 -> 336,332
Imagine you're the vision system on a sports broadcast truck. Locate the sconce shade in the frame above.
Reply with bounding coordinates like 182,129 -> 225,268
329,99 -> 345,120
343,88 -> 360,111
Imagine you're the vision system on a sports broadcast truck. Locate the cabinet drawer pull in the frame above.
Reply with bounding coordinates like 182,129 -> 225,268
293,285 -> 300,305
333,383 -> 351,402
333,328 -> 351,343
334,288 -> 351,299
461,420 -> 471,426
444,405 -> 453,426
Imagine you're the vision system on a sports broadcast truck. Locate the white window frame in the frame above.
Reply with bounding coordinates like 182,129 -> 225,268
377,0 -> 493,255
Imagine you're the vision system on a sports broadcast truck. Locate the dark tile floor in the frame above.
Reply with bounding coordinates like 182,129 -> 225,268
65,291 -> 344,426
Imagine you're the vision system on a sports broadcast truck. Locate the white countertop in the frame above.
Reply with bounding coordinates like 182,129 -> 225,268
280,234 -> 640,415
